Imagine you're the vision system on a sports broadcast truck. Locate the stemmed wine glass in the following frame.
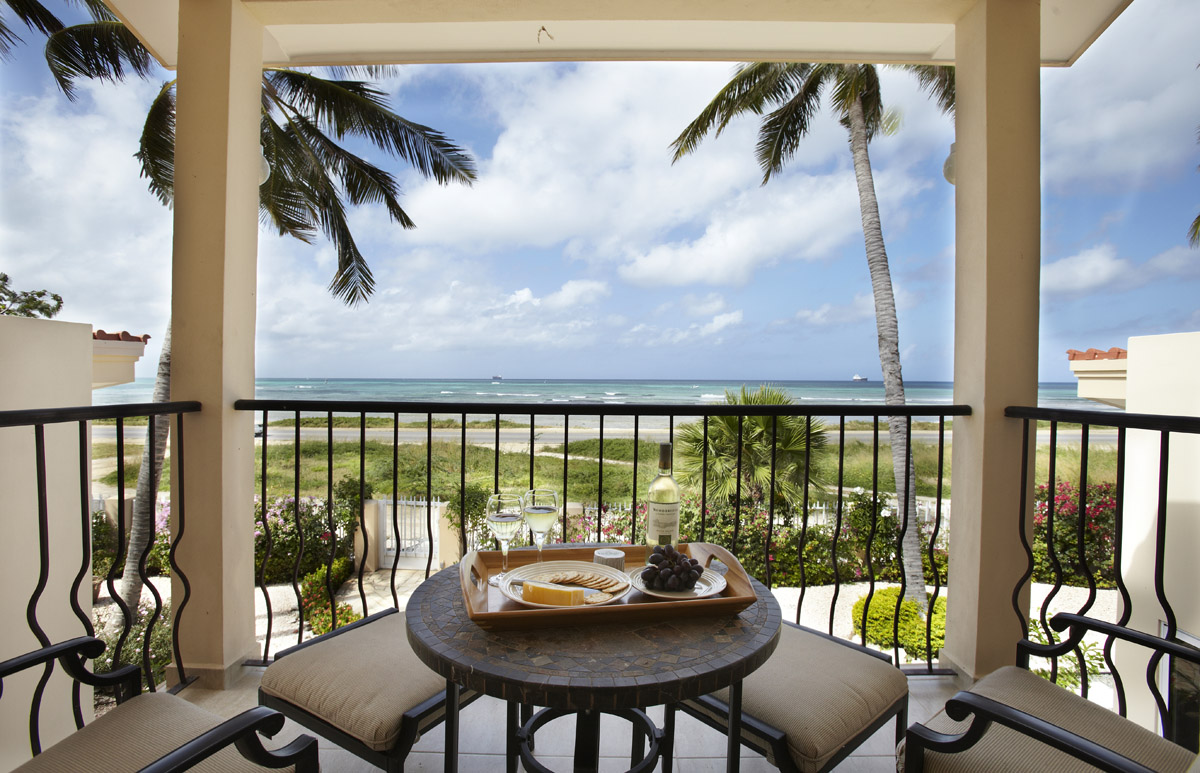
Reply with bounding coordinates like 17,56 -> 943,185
486,493 -> 524,586
523,489 -> 560,563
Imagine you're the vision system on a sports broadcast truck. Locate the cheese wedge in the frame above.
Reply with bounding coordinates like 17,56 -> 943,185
522,580 -> 585,606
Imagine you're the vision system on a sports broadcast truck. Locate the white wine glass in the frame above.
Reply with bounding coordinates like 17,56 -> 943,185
523,489 -> 560,563
486,493 -> 524,586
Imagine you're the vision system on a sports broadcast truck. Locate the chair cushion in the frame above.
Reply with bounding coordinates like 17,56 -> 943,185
920,665 -> 1195,772
709,623 -> 908,773
259,610 -> 446,752
15,692 -> 283,772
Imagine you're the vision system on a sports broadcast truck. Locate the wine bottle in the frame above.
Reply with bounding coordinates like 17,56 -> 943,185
645,442 -> 680,547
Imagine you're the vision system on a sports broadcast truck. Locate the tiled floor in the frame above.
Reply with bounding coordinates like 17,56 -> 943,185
182,668 -> 960,771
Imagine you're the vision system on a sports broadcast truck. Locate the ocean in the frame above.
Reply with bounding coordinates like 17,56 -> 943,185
93,377 -> 1101,412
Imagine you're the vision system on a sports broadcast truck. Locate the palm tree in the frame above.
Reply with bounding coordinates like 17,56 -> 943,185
676,385 -> 828,512
672,63 -> 953,613
5,0 -> 477,614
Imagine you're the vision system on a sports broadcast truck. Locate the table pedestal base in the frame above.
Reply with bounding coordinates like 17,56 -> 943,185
515,707 -> 664,773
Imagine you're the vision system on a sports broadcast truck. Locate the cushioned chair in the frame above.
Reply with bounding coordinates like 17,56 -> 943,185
905,613 -> 1200,772
259,607 -> 479,772
5,637 -> 316,772
679,621 -> 909,773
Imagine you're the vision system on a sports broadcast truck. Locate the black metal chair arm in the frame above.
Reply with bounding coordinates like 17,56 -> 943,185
0,637 -> 142,702
137,705 -> 318,773
1017,614 -> 1200,666
908,690 -> 1155,773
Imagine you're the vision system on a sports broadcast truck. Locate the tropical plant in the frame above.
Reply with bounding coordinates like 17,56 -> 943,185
1190,123 -> 1199,248
0,272 -> 62,317
4,1 -> 477,618
672,63 -> 955,614
675,385 -> 828,510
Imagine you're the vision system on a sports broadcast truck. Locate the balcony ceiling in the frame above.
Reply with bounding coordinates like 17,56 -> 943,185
108,0 -> 1130,70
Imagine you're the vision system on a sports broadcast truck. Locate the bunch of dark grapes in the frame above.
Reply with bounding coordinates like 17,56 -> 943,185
641,545 -> 702,591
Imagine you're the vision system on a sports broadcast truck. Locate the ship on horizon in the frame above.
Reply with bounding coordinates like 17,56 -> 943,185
852,374 -> 868,382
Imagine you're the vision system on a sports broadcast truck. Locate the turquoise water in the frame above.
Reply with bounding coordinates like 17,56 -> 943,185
93,377 -> 1098,411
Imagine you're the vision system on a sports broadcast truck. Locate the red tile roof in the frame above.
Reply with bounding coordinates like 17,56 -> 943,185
93,329 -> 151,343
1066,347 -> 1126,361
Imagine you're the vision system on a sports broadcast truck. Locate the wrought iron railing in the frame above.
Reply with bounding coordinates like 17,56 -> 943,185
235,398 -> 969,671
0,401 -> 200,755
1006,405 -> 1200,747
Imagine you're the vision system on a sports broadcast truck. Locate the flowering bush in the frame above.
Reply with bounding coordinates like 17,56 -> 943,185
253,490 -> 358,585
568,503 -> 637,545
91,501 -> 172,578
1032,482 -> 1116,588
298,557 -> 361,635
674,492 -> 947,588
93,601 -> 173,691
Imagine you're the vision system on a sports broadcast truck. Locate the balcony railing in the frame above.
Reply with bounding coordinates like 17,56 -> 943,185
1006,405 -> 1200,749
0,401 -> 199,755
234,398 -> 969,672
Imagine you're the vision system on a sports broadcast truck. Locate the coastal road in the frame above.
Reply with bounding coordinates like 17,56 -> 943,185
91,424 -> 1120,447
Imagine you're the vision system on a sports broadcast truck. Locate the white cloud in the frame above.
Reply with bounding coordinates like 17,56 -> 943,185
1040,0 -> 1200,189
681,292 -> 726,316
545,279 -> 609,309
1041,244 -> 1199,297
622,309 -> 744,347
0,79 -> 174,370
617,169 -> 929,287
793,294 -> 877,327
699,310 -> 742,336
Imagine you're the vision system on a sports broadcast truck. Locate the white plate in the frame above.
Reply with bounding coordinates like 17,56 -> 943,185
628,565 -> 727,600
499,560 -> 632,608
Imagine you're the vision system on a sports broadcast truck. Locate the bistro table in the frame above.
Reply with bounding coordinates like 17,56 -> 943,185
405,551 -> 782,773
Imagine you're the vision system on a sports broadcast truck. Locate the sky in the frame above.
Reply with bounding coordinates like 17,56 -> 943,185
1,0 -> 1198,383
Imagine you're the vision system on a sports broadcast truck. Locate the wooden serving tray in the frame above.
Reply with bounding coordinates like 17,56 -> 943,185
459,542 -> 757,630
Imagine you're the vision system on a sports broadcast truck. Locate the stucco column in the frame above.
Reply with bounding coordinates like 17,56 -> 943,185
943,0 -> 1041,681
169,0 -> 263,688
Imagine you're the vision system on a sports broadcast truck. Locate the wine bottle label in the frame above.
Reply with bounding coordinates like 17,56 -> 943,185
646,501 -> 680,545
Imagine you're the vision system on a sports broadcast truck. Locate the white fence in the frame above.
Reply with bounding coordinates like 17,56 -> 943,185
376,497 -> 443,569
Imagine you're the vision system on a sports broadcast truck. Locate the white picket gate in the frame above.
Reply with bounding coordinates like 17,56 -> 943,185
376,497 -> 443,569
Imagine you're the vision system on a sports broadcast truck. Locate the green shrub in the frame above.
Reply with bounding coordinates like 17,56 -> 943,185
254,487 -> 358,585
1026,624 -> 1107,689
851,587 -> 947,660
298,557 -> 361,635
444,483 -> 491,547
94,601 -> 173,690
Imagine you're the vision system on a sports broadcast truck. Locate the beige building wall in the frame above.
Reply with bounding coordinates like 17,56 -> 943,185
0,317 -> 93,768
1118,331 -> 1200,732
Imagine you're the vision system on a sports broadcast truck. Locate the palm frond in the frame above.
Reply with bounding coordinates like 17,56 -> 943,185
270,105 -> 376,305
1189,212 -> 1199,248
755,64 -> 830,183
829,65 -> 884,141
282,109 -> 416,228
901,64 -> 956,117
5,0 -> 64,35
324,64 -> 400,81
671,62 -> 809,163
259,119 -> 320,242
136,81 -> 176,206
265,69 -> 476,186
66,0 -> 117,22
44,20 -> 153,100
0,17 -> 21,59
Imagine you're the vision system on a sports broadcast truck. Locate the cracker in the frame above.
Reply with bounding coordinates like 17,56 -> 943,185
583,592 -> 612,605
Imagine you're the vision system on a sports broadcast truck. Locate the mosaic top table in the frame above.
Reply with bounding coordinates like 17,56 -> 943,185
405,554 -> 781,773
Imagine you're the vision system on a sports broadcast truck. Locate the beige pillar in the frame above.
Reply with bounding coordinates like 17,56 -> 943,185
943,0 -> 1041,681
169,0 -> 263,688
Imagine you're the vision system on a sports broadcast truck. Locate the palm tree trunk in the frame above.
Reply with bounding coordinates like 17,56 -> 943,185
116,321 -> 171,614
845,98 -> 927,616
